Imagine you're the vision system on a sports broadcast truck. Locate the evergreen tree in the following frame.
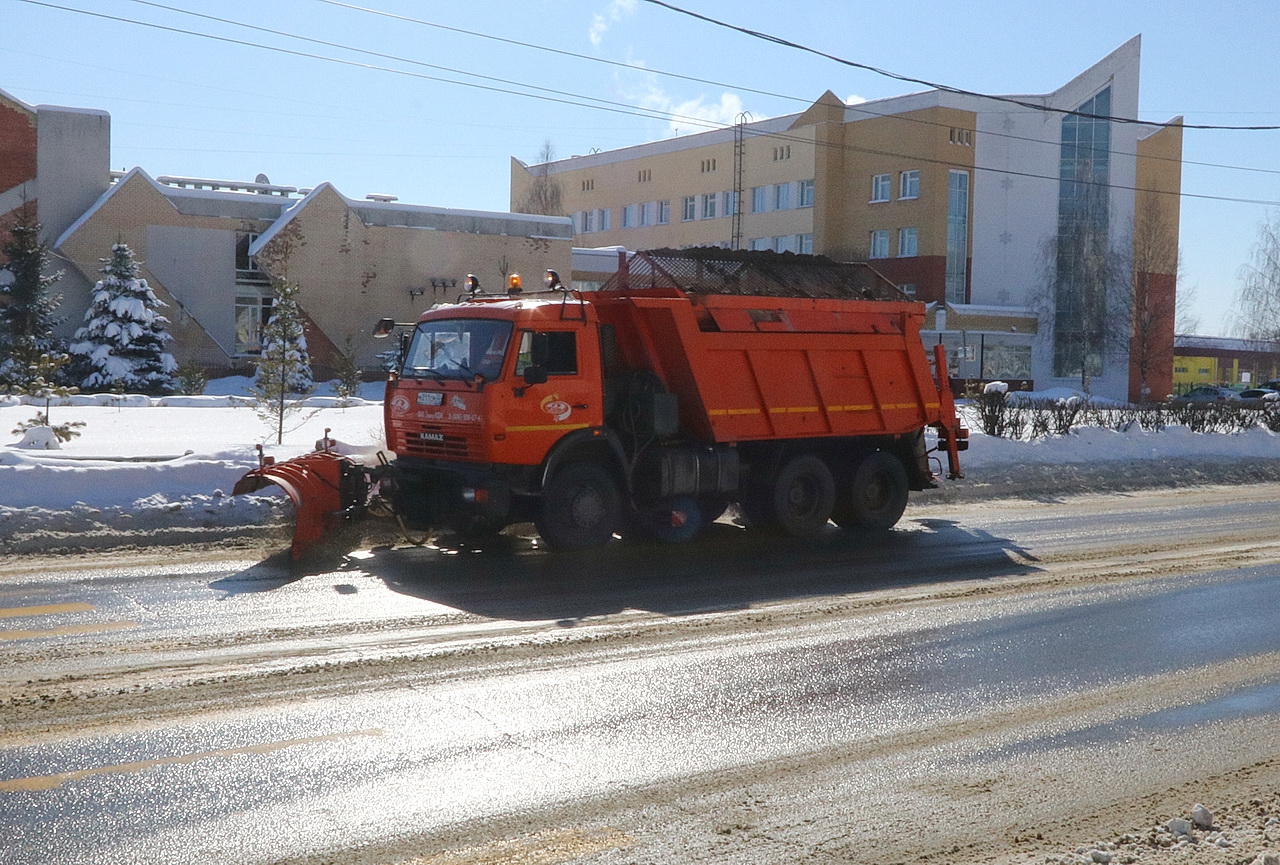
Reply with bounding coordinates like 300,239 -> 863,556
69,242 -> 177,394
0,203 -> 63,389
252,278 -> 315,444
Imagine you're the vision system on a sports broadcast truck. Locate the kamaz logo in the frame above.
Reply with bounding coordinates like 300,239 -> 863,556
420,432 -> 445,442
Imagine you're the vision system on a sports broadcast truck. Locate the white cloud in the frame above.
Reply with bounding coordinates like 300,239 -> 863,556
622,69 -> 745,138
589,0 -> 637,47
846,94 -> 868,106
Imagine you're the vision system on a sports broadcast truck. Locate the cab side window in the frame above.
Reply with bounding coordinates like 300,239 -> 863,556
544,332 -> 577,375
515,331 -> 578,376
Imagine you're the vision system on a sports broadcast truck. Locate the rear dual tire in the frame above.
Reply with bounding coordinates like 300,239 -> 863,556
744,454 -> 836,539
831,451 -> 909,531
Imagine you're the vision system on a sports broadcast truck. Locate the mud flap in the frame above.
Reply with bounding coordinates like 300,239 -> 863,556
233,451 -> 368,559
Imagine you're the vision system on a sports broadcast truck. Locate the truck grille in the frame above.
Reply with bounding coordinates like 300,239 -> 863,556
401,427 -> 476,460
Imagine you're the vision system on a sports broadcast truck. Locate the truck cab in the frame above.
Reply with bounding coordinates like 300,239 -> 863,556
383,294 -> 619,544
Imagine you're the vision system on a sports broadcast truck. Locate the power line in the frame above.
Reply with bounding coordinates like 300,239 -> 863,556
47,0 -> 1280,181
12,0 -> 1280,207
641,0 -> 1280,132
15,0 -> 732,132
308,0 -> 800,105
315,0 -> 1279,181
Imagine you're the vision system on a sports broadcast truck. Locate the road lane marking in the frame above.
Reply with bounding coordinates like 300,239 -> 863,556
0,603 -> 94,619
0,729 -> 385,793
0,621 -> 139,641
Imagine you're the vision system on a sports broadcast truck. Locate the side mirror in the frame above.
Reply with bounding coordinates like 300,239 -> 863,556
522,365 -> 548,386
372,318 -> 396,339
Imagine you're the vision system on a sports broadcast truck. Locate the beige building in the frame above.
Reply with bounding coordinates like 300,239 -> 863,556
53,169 -> 573,377
512,37 -> 1183,402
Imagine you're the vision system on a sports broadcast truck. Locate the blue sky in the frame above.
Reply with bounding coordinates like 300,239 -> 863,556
4,0 -> 1278,336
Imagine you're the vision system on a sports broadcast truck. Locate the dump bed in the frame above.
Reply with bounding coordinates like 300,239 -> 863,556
592,288 -> 945,444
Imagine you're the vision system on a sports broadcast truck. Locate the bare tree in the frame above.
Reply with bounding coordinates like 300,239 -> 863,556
1231,208 -> 1280,382
515,140 -> 564,217
1176,280 -> 1200,335
1128,196 -> 1180,401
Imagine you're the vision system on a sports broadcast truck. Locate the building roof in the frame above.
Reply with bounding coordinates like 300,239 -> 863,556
1175,334 -> 1280,353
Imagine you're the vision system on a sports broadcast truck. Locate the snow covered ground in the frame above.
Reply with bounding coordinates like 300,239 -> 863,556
3,378 -> 1280,555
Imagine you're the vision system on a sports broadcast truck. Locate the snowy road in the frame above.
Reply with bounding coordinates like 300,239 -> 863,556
3,484 -> 1280,865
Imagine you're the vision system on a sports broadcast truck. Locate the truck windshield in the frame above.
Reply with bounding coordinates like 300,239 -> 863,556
403,319 -> 513,381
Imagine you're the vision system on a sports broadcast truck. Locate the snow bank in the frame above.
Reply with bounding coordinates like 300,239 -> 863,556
4,377 -> 1280,555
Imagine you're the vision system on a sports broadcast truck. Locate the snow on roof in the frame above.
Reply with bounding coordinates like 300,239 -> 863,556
248,184 -> 572,257
0,86 -> 35,113
532,112 -> 800,175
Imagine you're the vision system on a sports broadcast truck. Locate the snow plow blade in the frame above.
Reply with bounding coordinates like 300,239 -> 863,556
233,450 -> 369,559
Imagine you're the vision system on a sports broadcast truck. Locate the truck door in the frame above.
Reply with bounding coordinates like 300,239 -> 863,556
502,327 -> 603,464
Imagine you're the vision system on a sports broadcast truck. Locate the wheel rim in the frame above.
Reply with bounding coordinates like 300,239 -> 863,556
785,475 -> 820,519
569,484 -> 606,527
862,470 -> 890,512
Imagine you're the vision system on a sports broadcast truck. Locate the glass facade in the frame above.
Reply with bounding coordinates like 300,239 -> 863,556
945,171 -> 970,304
1053,86 -> 1113,378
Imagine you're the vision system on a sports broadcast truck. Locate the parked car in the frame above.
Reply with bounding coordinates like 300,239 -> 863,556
1239,387 -> 1280,400
1173,385 -> 1241,402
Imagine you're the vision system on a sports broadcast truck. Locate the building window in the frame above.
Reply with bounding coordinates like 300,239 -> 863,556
946,170 -> 970,304
234,294 -> 272,355
235,233 -> 268,284
638,201 -> 651,226
898,227 -> 918,257
700,158 -> 717,173
637,168 -> 652,183
1053,86 -> 1112,378
798,233 -> 813,254
582,179 -> 595,192
870,230 -> 889,259
598,208 -> 611,231
798,179 -> 815,208
900,170 -> 919,200
898,283 -> 917,297
774,182 -> 791,211
656,200 -> 669,225
748,237 -> 769,251
871,174 -> 891,203
682,196 -> 697,221
751,186 -> 768,213
949,128 -> 973,146
722,190 -> 738,218
772,145 -> 791,161
581,210 -> 595,233
622,204 -> 638,228
701,193 -> 718,219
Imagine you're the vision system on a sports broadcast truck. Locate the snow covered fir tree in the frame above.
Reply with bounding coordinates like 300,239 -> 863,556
254,278 -> 313,395
68,242 -> 177,394
252,278 -> 315,444
0,202 -> 63,389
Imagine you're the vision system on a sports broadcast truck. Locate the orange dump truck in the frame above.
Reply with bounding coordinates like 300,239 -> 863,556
236,249 -> 966,556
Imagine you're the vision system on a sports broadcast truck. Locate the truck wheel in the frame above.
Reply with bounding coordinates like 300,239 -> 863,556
770,455 -> 835,538
628,496 -> 702,544
535,463 -> 622,549
834,451 -> 909,531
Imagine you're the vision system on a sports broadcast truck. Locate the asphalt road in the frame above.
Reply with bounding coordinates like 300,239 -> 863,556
2,484 -> 1280,865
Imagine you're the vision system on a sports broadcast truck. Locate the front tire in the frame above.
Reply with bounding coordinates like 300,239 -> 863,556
535,462 -> 622,549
